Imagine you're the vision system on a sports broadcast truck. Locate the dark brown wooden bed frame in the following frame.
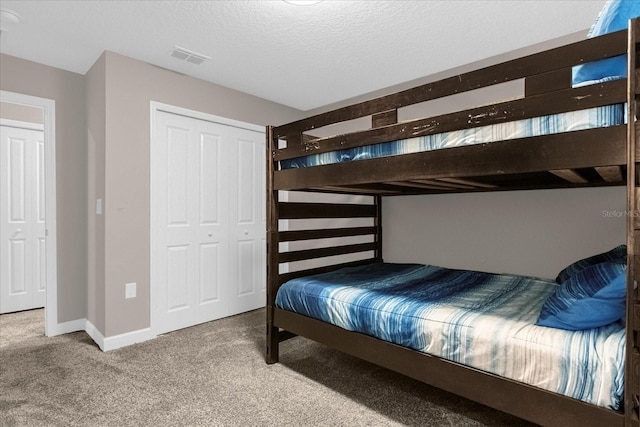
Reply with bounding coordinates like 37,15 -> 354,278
266,20 -> 640,427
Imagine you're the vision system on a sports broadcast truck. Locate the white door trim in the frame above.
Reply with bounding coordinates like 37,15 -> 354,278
0,119 -> 44,132
149,101 -> 264,336
0,91 -> 57,336
151,102 -> 264,133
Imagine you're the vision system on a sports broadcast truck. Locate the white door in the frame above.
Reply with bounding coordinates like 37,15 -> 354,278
153,110 -> 265,335
227,128 -> 266,315
0,123 -> 46,314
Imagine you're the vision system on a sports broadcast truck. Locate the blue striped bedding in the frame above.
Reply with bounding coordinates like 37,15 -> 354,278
275,262 -> 625,409
280,104 -> 625,169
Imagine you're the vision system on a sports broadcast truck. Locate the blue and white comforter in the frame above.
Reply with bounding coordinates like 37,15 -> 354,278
275,263 -> 625,409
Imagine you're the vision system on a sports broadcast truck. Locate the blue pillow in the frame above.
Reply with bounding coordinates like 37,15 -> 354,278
537,259 -> 626,331
555,244 -> 626,283
572,0 -> 640,86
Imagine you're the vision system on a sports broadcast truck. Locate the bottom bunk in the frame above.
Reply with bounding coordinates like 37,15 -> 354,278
268,257 -> 627,427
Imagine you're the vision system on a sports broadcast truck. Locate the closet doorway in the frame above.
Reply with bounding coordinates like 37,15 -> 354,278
151,103 -> 266,335
0,91 -> 57,336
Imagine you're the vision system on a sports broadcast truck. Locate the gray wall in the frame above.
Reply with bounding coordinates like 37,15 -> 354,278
0,101 -> 44,124
0,25 -> 626,337
383,187 -> 625,280
0,54 -> 88,323
298,30 -> 627,279
0,50 -> 303,336
98,51 -> 303,337
86,53 -> 107,333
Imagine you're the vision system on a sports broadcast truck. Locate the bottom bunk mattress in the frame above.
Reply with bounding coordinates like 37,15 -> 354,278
275,262 -> 625,410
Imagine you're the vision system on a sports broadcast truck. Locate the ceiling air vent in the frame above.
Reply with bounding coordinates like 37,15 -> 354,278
170,46 -> 210,65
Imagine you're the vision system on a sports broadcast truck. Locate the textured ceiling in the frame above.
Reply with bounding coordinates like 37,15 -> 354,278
0,0 -> 607,111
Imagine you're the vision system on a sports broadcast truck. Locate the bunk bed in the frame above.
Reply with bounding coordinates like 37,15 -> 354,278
265,8 -> 640,427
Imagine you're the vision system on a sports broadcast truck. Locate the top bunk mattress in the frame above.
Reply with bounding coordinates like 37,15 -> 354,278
280,104 -> 625,169
275,262 -> 625,410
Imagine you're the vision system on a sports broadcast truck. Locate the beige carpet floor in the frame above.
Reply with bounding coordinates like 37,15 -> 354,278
0,308 -> 536,427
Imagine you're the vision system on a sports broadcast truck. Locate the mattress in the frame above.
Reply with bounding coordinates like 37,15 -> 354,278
275,262 -> 625,409
280,104 -> 625,169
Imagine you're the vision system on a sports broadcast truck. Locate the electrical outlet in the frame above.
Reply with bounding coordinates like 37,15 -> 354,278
125,282 -> 137,299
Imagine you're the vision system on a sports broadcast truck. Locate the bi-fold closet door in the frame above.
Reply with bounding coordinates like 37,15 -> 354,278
0,123 -> 46,314
152,110 -> 265,335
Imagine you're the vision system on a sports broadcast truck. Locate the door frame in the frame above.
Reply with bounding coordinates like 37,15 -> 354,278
149,101 -> 264,336
0,90 -> 57,336
0,118 -> 44,132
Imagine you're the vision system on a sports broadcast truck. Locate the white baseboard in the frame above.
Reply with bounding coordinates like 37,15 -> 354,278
45,318 -> 156,351
44,318 -> 156,352
46,318 -> 86,337
84,319 -> 106,351
85,320 -> 155,351
102,327 -> 155,351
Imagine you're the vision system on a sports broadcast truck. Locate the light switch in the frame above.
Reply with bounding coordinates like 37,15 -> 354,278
125,282 -> 136,299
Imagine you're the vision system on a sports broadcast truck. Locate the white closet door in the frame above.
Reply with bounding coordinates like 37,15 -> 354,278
226,127 -> 266,315
0,124 -> 46,314
153,110 -> 265,335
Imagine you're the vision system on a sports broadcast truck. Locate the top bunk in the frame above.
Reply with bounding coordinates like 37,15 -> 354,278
268,20 -> 638,196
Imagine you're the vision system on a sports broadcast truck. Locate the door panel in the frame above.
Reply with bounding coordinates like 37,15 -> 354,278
198,133 -> 220,225
167,244 -> 190,311
228,132 -> 266,314
199,242 -> 220,304
1,125 -> 45,313
167,127 -> 189,226
9,239 -> 26,294
153,111 -> 265,335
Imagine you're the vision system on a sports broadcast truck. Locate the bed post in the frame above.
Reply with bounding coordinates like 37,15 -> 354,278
266,125 -> 280,364
626,17 -> 640,427
374,195 -> 383,262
